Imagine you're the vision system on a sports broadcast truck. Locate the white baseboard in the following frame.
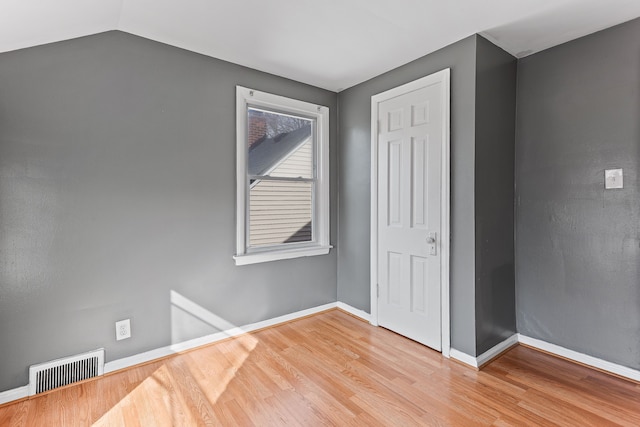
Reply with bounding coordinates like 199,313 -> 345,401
477,334 -> 519,367
5,306 -> 639,407
449,348 -> 478,367
0,302 -> 338,405
0,299 -> 345,407
0,386 -> 28,406
451,334 -> 518,368
336,302 -> 371,322
453,333 -> 640,383
518,334 -> 640,382
104,302 -> 337,374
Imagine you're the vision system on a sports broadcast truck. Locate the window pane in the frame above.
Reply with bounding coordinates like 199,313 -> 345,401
249,180 -> 312,247
248,108 -> 313,179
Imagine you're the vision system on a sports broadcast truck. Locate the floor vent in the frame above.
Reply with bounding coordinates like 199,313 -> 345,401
28,348 -> 105,396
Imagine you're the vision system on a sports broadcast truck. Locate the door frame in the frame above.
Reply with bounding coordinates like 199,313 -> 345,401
369,69 -> 451,357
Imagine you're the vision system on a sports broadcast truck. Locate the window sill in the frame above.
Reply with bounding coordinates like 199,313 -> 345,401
234,245 -> 332,266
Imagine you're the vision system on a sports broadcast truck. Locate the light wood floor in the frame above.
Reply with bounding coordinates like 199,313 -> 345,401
1,309 -> 640,426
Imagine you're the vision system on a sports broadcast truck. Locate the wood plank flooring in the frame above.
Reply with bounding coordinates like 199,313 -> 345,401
1,309 -> 639,426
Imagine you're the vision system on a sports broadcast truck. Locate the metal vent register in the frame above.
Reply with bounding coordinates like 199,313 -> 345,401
28,349 -> 105,395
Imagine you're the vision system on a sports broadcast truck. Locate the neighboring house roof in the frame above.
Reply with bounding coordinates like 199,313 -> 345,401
248,125 -> 311,176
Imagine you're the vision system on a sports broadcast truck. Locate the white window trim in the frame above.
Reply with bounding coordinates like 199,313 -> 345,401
234,86 -> 331,266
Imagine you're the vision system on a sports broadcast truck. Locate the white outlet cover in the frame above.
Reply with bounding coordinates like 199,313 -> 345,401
115,318 -> 131,341
605,168 -> 623,189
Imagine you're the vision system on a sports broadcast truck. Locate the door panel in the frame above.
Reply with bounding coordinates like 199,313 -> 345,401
388,251 -> 402,306
411,136 -> 428,229
410,255 -> 428,313
387,140 -> 403,227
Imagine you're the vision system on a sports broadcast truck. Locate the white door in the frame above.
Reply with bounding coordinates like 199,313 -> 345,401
373,70 -> 449,351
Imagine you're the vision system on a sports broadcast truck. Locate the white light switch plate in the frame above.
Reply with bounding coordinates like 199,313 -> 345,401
605,168 -> 623,189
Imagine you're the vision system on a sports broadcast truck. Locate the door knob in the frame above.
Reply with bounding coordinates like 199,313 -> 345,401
427,232 -> 437,255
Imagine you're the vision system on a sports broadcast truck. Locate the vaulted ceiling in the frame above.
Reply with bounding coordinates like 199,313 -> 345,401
3,0 -> 640,91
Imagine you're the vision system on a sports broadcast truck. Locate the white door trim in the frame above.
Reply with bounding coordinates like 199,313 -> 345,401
370,69 -> 451,358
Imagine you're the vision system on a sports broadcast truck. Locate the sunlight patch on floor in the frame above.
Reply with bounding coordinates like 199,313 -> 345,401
92,291 -> 258,425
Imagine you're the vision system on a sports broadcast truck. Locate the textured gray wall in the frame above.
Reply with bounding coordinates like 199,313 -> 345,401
337,36 -> 479,355
516,18 -> 640,368
0,31 -> 338,391
474,36 -> 517,354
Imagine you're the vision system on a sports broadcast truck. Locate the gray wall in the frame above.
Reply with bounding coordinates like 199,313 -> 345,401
337,36 -> 479,355
0,31 -> 338,391
474,36 -> 517,354
516,18 -> 640,368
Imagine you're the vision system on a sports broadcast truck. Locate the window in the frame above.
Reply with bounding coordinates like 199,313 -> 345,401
234,86 -> 330,265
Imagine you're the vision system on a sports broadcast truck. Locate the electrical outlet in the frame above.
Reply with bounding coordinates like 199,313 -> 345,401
605,168 -> 623,189
115,319 -> 131,341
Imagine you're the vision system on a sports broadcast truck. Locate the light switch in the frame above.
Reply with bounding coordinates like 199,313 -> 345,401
605,169 -> 623,189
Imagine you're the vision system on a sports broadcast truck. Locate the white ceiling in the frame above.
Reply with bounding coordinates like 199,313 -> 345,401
2,0 -> 640,91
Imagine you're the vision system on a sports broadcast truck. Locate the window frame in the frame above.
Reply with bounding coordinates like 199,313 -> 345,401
234,86 -> 330,266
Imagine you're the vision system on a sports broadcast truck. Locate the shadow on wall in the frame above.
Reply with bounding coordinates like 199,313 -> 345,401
170,290 -> 257,349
